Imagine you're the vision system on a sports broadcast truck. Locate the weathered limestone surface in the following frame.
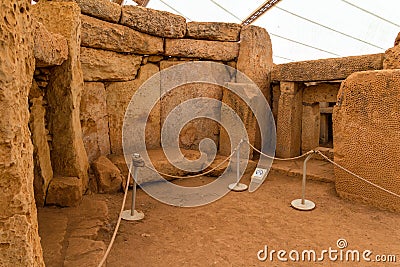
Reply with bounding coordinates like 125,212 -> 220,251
33,2 -> 89,191
106,63 -> 160,154
301,103 -> 320,153
33,19 -> 68,67
92,156 -> 122,193
29,82 -> 53,207
219,83 -> 260,159
80,47 -> 142,81
334,70 -> 400,212
272,54 -> 384,82
81,15 -> 163,55
276,82 -> 303,157
384,45 -> 400,69
80,82 -> 110,163
0,0 -> 44,264
121,5 -> 186,38
160,61 -> 233,150
186,22 -> 241,42
302,83 -> 341,104
61,0 -> 121,23
46,177 -> 83,207
237,25 -> 273,103
165,39 -> 239,61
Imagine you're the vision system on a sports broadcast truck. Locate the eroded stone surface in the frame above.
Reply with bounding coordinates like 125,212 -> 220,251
33,2 -> 89,190
33,19 -> 68,67
121,5 -> 186,38
165,39 -> 239,61
333,70 -> 400,212
46,177 -> 83,207
80,47 -> 142,81
80,82 -> 110,163
62,0 -> 121,23
186,22 -> 241,41
106,63 -> 160,154
0,0 -> 44,265
92,156 -> 122,193
29,83 -> 53,207
384,45 -> 400,69
81,14 -> 163,55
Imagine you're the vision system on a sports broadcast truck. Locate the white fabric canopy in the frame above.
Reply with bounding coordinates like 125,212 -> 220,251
125,0 -> 400,64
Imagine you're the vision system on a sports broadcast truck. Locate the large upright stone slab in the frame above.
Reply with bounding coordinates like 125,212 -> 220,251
80,82 -> 110,162
186,22 -> 241,42
334,70 -> 400,212
80,47 -> 142,82
301,103 -> 320,153
165,39 -> 239,61
29,82 -> 53,207
121,5 -> 186,38
384,44 -> 400,69
0,0 -> 44,265
106,64 -> 160,154
33,2 -> 89,191
276,82 -> 303,157
81,15 -> 163,55
237,25 -> 273,103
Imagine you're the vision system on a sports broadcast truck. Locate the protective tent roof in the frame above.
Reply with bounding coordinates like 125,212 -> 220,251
124,0 -> 400,64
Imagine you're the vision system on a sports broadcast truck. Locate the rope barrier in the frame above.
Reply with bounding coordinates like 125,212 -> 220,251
246,140 -> 314,161
316,151 -> 400,199
97,161 -> 133,267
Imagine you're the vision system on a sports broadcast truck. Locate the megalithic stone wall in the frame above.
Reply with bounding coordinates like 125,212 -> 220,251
0,0 -> 44,265
32,2 -> 89,194
333,70 -> 400,212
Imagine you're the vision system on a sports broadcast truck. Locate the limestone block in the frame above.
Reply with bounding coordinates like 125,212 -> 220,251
186,22 -> 241,41
301,103 -> 320,153
272,54 -> 384,82
333,70 -> 400,212
80,47 -> 142,81
0,0 -> 44,265
219,83 -> 260,159
276,82 -> 303,157
33,19 -> 68,67
81,15 -> 163,55
46,177 -> 83,207
237,25 -> 273,103
80,82 -> 110,163
395,32 -> 400,46
106,63 -> 160,154
384,45 -> 400,69
61,0 -> 121,23
121,5 -> 186,38
159,61 -> 233,150
302,83 -> 340,104
29,92 -> 53,207
33,2 -> 89,190
92,156 -> 122,193
164,39 -> 239,61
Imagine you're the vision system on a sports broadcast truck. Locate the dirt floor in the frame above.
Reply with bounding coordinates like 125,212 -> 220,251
38,168 -> 400,267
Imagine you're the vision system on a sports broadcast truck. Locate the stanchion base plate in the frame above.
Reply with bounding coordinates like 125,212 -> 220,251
121,210 -> 144,221
228,183 -> 248,192
291,199 -> 316,211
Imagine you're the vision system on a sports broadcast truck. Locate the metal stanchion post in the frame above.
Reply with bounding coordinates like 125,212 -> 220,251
228,140 -> 248,192
291,153 -> 316,211
121,153 -> 145,221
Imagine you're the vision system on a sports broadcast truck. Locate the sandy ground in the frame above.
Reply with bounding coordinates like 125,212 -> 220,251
97,173 -> 400,267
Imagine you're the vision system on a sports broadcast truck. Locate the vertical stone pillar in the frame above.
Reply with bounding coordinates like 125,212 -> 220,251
32,2 -> 89,190
236,25 -> 273,151
319,102 -> 329,144
0,0 -> 44,265
301,103 -> 320,153
276,82 -> 303,157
